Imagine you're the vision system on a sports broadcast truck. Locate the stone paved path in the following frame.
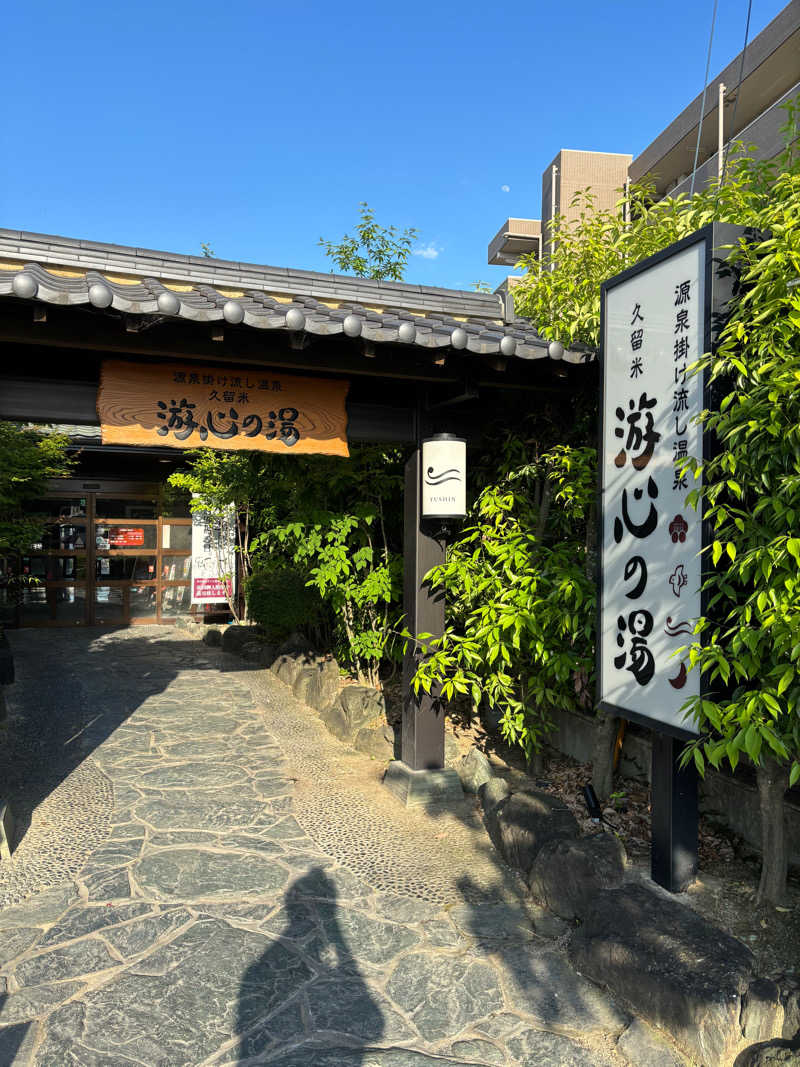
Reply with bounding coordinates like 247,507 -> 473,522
0,629 -> 632,1066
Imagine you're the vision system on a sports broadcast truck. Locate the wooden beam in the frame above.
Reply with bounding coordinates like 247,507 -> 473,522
0,377 -> 417,444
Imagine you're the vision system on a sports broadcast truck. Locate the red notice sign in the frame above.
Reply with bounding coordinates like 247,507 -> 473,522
108,527 -> 145,547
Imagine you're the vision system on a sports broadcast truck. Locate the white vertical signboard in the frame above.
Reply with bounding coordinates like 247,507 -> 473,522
599,239 -> 706,735
190,501 -> 237,605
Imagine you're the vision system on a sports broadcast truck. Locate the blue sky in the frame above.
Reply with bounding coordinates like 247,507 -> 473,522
1,0 -> 789,290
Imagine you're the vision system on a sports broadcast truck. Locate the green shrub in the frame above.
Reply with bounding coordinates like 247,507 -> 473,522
244,567 -> 322,641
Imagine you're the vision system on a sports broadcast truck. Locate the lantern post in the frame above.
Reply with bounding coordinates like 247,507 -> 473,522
385,433 -> 467,809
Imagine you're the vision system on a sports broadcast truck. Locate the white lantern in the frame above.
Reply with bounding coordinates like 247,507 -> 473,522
421,434 -> 467,520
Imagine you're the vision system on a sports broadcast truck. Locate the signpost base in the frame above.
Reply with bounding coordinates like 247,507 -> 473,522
651,732 -> 698,892
384,761 -> 465,811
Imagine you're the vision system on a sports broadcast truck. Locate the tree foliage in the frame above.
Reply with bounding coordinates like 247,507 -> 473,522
0,422 -> 74,556
319,202 -> 418,281
261,447 -> 405,687
678,138 -> 800,783
412,409 -> 597,760
510,101 -> 800,901
168,445 -> 406,685
168,450 -> 275,622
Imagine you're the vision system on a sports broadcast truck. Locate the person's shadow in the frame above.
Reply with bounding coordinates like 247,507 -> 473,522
236,867 -> 384,1065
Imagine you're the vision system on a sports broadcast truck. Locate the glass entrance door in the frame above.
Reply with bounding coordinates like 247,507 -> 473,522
93,494 -> 159,625
17,489 -> 192,627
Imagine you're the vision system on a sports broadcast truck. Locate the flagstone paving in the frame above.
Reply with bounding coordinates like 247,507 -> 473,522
0,628 -> 632,1065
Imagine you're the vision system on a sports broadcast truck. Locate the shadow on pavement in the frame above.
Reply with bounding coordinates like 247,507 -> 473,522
236,867 -> 384,1065
414,770 -> 624,1051
1,627 -> 249,856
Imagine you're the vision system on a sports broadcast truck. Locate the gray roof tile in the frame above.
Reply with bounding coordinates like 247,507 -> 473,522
0,226 -> 587,364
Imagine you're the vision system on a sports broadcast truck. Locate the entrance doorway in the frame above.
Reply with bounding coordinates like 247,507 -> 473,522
10,487 -> 192,627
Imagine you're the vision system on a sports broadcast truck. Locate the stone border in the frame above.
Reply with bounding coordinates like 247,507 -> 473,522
456,748 -> 800,1064
201,624 -> 398,763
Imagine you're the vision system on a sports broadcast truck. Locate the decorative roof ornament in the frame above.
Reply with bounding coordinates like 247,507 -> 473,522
12,272 -> 38,299
284,307 -> 306,331
343,314 -> 362,338
222,299 -> 244,324
157,291 -> 181,315
88,282 -> 113,308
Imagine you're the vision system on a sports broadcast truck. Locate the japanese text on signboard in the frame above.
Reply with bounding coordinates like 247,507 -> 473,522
191,503 -> 236,605
600,241 -> 705,734
98,361 -> 349,456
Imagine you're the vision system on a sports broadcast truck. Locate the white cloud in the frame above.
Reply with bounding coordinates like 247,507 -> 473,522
501,184 -> 510,193
413,242 -> 441,260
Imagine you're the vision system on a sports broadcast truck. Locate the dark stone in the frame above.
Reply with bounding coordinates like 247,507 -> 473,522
354,723 -> 394,761
201,628 -> 222,647
133,847 -> 290,900
458,748 -> 492,794
272,653 -> 306,688
385,952 -> 504,1041
449,903 -> 534,943
318,701 -> 349,741
240,639 -> 276,664
528,833 -> 626,920
0,633 -> 14,684
40,904 -> 153,947
292,667 -> 318,704
340,685 -> 386,733
276,631 -> 314,657
479,776 -> 510,813
304,659 -> 340,711
568,883 -> 756,1064
617,1018 -> 691,1066
778,974 -> 800,1040
527,904 -> 571,939
485,787 -> 579,875
444,730 -> 460,768
734,1038 -> 800,1066
15,938 -> 116,987
221,625 -> 264,655
0,927 -> 42,966
507,1027 -> 617,1066
0,1021 -> 37,1064
0,982 -> 84,1024
496,945 -> 628,1038
742,979 -> 786,1044
285,649 -> 322,685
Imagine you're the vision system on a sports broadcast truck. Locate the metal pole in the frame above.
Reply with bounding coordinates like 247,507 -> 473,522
717,82 -> 726,179
550,164 -> 558,271
651,732 -> 699,891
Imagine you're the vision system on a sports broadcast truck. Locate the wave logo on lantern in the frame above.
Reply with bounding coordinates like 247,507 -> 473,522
425,467 -> 462,486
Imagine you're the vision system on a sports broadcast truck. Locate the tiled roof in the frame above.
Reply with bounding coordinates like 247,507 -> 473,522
0,229 -> 591,364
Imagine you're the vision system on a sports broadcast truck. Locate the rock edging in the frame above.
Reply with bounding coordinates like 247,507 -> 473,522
457,745 -> 797,1065
217,626 -> 397,762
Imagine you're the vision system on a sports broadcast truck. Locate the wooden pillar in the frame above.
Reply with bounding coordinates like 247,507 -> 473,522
400,446 -> 446,770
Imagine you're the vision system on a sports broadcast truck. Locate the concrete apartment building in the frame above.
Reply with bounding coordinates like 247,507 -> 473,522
489,0 -> 800,278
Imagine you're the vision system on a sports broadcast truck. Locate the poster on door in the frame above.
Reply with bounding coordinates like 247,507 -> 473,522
108,526 -> 145,547
190,502 -> 236,604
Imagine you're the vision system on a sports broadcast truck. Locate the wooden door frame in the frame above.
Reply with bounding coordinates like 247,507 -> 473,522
23,481 -> 192,628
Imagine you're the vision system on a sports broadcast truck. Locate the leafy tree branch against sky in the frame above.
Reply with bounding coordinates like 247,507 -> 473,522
0,0 -> 787,288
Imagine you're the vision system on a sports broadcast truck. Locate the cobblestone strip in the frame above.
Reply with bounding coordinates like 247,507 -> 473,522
0,629 -> 630,1066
